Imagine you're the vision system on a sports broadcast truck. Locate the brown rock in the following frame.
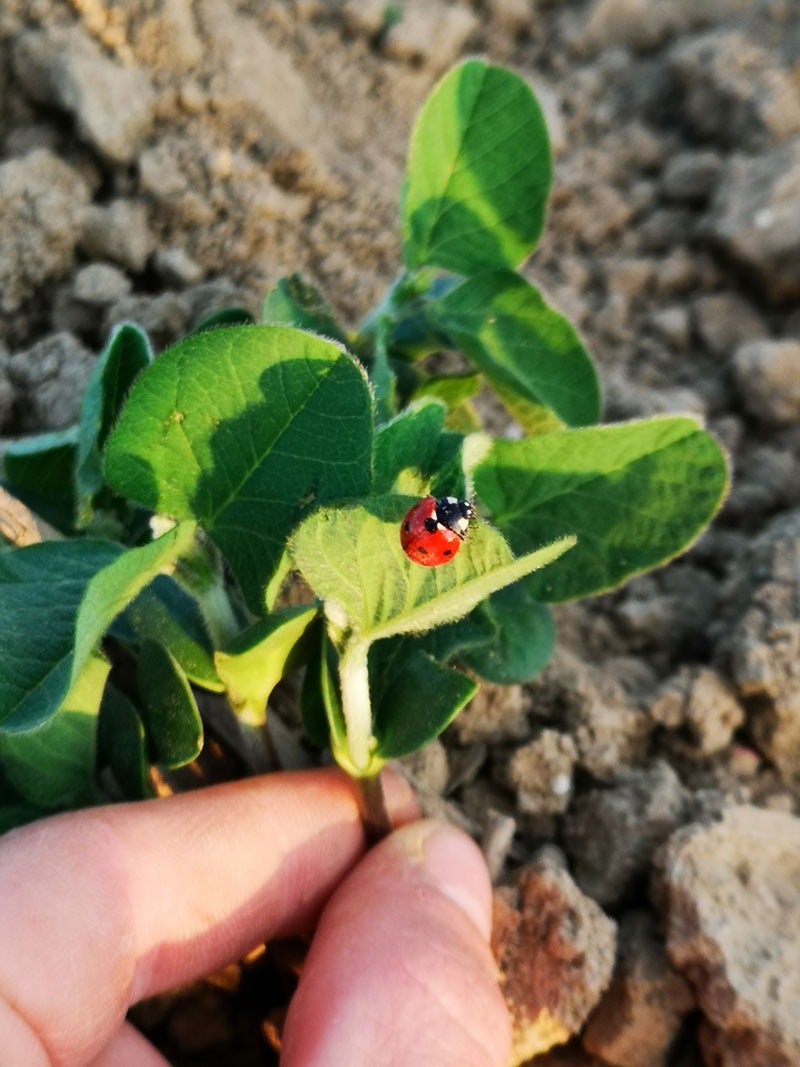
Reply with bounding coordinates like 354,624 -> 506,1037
662,806 -> 800,1067
733,339 -> 800,425
562,761 -> 690,906
493,850 -> 617,1065
507,730 -> 578,815
583,910 -> 695,1067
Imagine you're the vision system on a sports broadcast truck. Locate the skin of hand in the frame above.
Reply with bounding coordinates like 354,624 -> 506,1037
0,769 -> 512,1067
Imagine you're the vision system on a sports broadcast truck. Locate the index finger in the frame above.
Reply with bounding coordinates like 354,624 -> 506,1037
0,768 -> 417,1067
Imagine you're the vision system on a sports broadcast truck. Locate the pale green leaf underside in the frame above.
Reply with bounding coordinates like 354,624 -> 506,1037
402,59 -> 552,275
290,496 -> 575,644
214,604 -> 319,726
471,417 -> 730,602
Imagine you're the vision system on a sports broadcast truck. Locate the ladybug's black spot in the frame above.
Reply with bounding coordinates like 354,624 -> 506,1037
443,549 -> 452,556
403,521 -> 411,532
424,517 -> 438,534
416,545 -> 427,555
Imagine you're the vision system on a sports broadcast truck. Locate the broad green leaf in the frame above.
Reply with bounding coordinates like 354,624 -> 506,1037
372,399 -> 446,494
0,653 -> 108,809
137,640 -> 203,769
433,271 -> 600,429
214,604 -> 319,726
290,496 -> 575,645
262,274 -> 346,343
104,325 -> 372,613
460,582 -> 554,684
402,60 -> 552,275
369,643 -> 476,759
97,685 -> 151,799
0,522 -> 195,732
3,427 -> 79,533
112,575 -> 222,691
75,323 -> 152,526
470,418 -> 730,602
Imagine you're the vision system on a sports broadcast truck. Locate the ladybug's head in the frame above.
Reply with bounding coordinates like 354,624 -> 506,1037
434,496 -> 474,539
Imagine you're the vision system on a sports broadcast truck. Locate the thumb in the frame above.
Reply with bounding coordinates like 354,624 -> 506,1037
281,819 -> 512,1067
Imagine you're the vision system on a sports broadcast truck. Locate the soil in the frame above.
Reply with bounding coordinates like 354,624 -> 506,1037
2,1 -> 800,1065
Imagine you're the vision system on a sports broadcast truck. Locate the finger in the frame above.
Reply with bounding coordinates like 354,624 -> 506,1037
281,819 -> 512,1067
86,1023 -> 171,1067
0,768 -> 416,1067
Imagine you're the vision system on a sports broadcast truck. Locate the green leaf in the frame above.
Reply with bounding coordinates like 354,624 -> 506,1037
433,271 -> 600,429
372,399 -> 446,494
104,325 -> 373,613
470,418 -> 730,602
290,496 -> 575,645
299,627 -> 352,767
414,372 -> 480,410
191,308 -> 256,334
75,323 -> 152,527
214,604 -> 319,726
97,685 -> 151,800
0,522 -> 196,732
3,427 -> 79,534
402,60 -> 552,275
369,643 -> 476,759
112,575 -> 222,691
137,640 -> 203,769
262,274 -> 346,343
0,804 -> 45,834
0,653 -> 109,809
460,582 -> 554,684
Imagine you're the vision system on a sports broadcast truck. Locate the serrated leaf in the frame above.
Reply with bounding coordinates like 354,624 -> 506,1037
372,399 -> 446,494
433,271 -> 600,429
214,604 -> 319,726
104,325 -> 373,613
75,323 -> 152,527
402,60 -> 552,275
0,522 -> 196,732
262,274 -> 346,343
3,427 -> 79,534
137,640 -> 203,769
97,685 -> 151,800
290,496 -> 575,644
369,643 -> 476,759
470,418 -> 730,602
0,653 -> 108,809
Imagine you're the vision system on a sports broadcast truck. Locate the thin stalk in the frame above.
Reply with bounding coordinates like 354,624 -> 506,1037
353,773 -> 392,845
337,640 -> 374,773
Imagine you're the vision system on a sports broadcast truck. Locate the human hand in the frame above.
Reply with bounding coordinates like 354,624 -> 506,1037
0,769 -> 511,1066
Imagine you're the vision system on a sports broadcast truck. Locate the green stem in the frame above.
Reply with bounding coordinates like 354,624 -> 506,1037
338,640 -> 374,774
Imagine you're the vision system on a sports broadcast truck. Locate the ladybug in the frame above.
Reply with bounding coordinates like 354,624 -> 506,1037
400,495 -> 475,567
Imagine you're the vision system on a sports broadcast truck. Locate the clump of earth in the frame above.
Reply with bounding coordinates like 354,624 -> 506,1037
2,1 -> 800,1064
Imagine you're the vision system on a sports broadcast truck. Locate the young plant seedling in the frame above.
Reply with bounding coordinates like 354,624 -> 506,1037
0,61 -> 729,840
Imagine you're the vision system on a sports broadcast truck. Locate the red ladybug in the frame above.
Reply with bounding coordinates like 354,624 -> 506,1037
400,495 -> 475,567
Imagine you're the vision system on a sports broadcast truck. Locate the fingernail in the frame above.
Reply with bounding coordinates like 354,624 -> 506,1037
393,820 -> 492,940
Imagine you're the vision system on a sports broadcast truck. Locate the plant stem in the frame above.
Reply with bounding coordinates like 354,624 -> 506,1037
338,640 -> 374,773
353,773 -> 393,845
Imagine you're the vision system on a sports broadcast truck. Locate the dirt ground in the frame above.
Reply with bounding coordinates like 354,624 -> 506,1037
2,1 -> 800,1064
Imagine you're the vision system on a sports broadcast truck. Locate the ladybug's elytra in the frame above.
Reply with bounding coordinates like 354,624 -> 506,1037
400,495 -> 475,567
